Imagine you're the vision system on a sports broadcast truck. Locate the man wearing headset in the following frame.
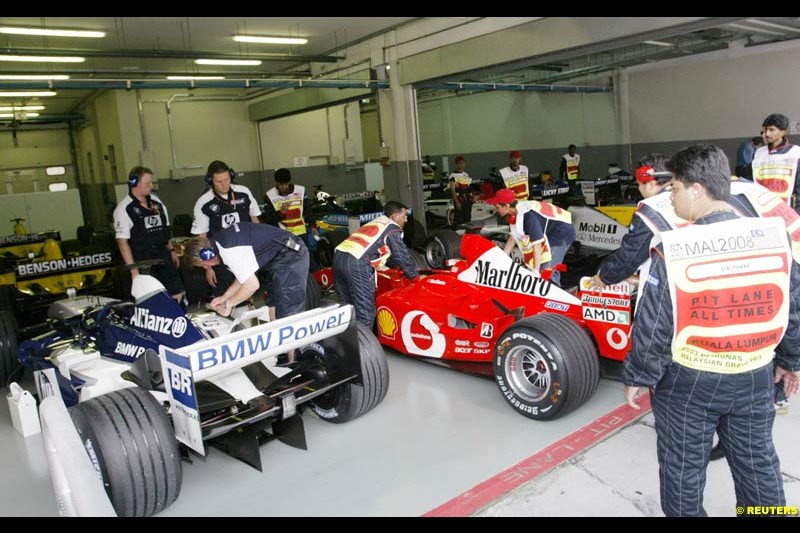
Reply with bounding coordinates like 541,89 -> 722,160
191,160 -> 261,298
186,221 -> 309,327
113,165 -> 185,304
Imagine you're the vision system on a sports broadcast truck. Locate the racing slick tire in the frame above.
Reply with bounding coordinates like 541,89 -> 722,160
0,311 -> 18,386
0,285 -> 15,314
409,249 -> 428,271
316,231 -> 348,268
494,313 -> 599,420
310,323 -> 389,424
305,271 -> 321,310
70,387 -> 182,517
424,229 -> 461,269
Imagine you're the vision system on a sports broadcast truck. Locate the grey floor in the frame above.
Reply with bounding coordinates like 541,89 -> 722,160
0,349 -> 625,517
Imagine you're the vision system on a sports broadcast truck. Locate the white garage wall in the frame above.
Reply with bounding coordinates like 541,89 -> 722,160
627,40 -> 800,143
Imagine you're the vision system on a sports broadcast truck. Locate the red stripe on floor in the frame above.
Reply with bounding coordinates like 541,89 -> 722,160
422,394 -> 652,517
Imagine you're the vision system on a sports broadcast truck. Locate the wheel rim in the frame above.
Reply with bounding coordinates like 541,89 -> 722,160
425,240 -> 445,269
505,345 -> 551,402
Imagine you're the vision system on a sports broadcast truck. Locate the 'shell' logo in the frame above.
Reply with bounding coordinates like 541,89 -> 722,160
377,307 -> 397,340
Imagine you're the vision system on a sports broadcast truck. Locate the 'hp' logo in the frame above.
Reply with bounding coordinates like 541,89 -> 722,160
144,215 -> 162,229
222,212 -> 240,228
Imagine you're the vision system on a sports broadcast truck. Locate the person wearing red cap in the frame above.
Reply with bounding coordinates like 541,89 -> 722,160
487,188 -> 575,286
449,155 -> 473,225
498,150 -> 530,201
587,153 -> 687,292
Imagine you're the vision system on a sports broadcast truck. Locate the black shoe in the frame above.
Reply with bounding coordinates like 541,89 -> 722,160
709,443 -> 725,461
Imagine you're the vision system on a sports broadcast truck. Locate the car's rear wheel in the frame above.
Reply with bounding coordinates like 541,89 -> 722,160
0,311 -> 18,386
305,272 -> 321,310
70,387 -> 182,517
494,314 -> 599,420
316,231 -> 347,268
310,323 -> 389,423
424,229 -> 461,269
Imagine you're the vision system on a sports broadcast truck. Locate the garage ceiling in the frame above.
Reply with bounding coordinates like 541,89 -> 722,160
0,17 -> 799,121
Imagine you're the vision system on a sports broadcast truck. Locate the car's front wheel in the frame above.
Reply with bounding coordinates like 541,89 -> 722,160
494,314 -> 599,420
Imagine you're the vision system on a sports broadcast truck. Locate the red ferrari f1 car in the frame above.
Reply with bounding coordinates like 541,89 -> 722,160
317,233 -> 632,420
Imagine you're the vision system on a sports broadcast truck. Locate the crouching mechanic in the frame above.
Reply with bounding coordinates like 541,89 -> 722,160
488,188 -> 575,287
333,201 -> 419,328
187,221 -> 309,322
623,144 -> 800,516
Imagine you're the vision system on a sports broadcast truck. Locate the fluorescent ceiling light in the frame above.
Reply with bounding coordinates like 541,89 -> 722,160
0,55 -> 84,63
195,59 -> 262,66
0,106 -> 45,111
0,112 -> 39,118
0,74 -> 69,80
0,91 -> 56,97
727,23 -> 784,36
233,35 -> 308,45
166,75 -> 226,80
0,27 -> 105,38
744,19 -> 800,33
643,40 -> 674,47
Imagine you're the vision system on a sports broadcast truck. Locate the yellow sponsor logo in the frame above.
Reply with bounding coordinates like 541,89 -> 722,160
738,506 -> 797,516
377,307 -> 397,340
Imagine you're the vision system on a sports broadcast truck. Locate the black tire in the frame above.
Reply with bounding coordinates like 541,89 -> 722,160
305,272 -> 321,310
70,387 -> 182,517
0,284 -> 15,313
316,231 -> 348,268
494,314 -> 599,420
0,311 -> 18,386
409,249 -> 428,271
404,216 -> 427,250
424,229 -> 462,269
310,323 -> 389,423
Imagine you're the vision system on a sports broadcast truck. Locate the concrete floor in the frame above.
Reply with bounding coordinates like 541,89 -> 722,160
0,348 -> 626,517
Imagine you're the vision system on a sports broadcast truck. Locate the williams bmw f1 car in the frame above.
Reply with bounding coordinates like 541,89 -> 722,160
373,233 -> 632,420
5,270 -> 388,516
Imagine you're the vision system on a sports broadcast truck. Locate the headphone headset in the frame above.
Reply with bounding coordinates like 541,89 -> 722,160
128,173 -> 139,188
192,247 -> 217,261
205,168 -> 236,187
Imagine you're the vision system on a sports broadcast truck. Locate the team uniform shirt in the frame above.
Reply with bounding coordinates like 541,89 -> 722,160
191,184 -> 260,236
752,139 -> 800,207
561,153 -> 581,181
113,193 -> 171,259
335,215 -> 418,279
449,171 -> 472,202
499,165 -> 530,200
210,222 -> 299,284
511,201 -> 574,268
264,184 -> 311,236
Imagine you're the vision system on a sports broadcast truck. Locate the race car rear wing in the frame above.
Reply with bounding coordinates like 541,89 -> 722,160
159,304 -> 356,454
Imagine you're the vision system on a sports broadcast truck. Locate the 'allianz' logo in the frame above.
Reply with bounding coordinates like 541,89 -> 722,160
130,308 -> 188,337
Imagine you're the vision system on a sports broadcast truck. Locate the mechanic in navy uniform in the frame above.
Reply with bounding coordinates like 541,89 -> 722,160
333,201 -> 419,328
587,153 -> 685,292
191,160 -> 261,299
623,144 -> 800,517
186,221 -> 309,320
113,166 -> 185,304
